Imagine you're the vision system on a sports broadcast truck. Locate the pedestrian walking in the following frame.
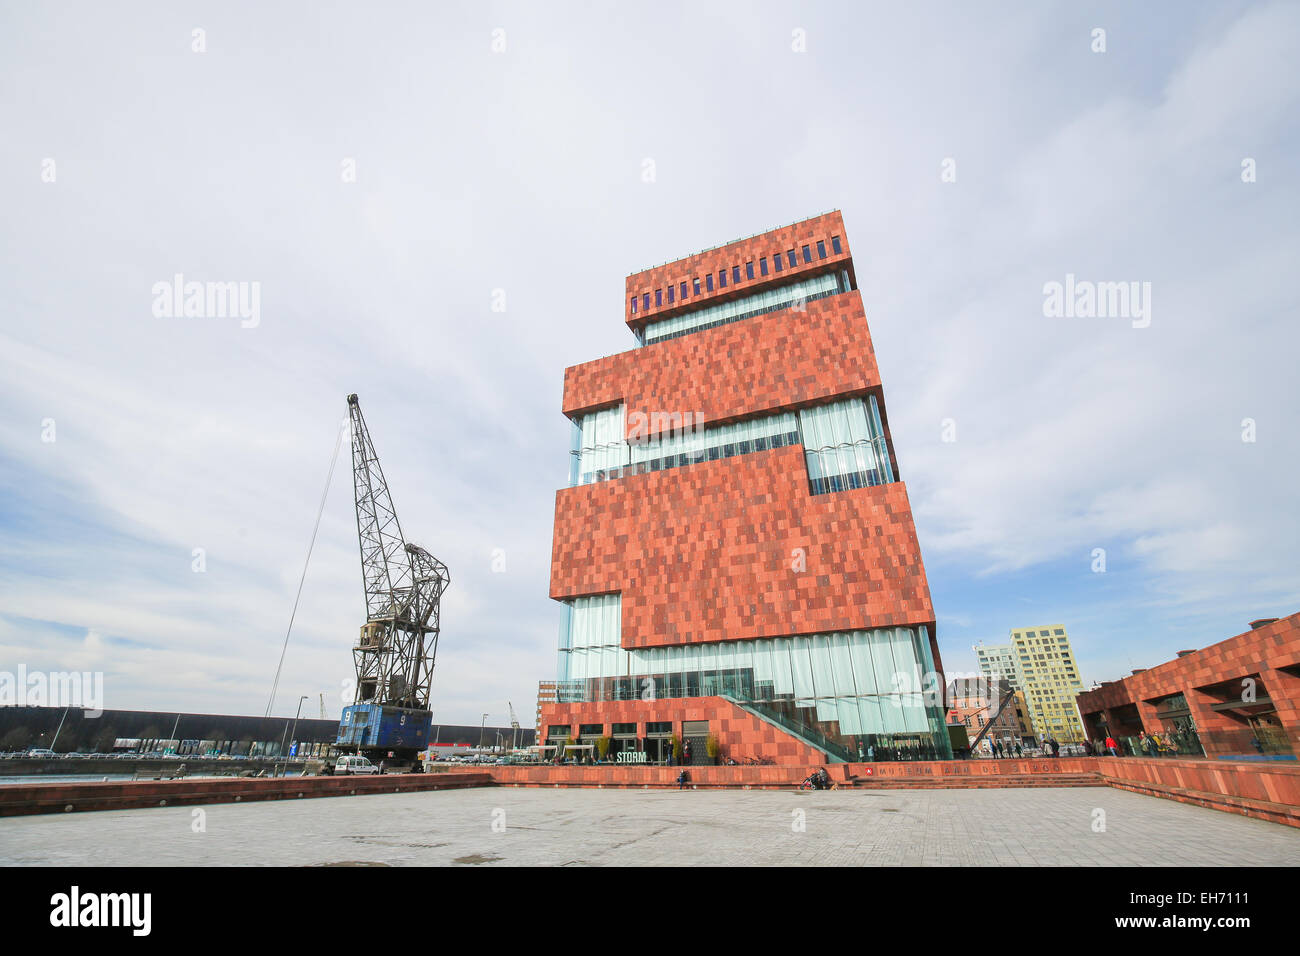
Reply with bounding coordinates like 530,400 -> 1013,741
1105,734 -> 1119,757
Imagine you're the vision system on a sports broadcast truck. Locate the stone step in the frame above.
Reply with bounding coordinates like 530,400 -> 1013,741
845,775 -> 1104,789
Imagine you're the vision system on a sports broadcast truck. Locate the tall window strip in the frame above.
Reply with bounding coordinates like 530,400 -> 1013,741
569,404 -> 626,486
798,395 -> 895,494
641,271 -> 845,345
556,593 -> 624,683
569,395 -> 898,493
569,405 -> 799,486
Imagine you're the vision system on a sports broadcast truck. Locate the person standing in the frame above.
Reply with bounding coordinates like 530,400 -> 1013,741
1105,734 -> 1119,757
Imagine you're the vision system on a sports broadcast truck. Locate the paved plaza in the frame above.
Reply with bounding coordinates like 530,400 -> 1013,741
2,786 -> 1296,866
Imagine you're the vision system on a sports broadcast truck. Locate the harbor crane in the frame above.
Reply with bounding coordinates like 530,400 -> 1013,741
335,394 -> 450,767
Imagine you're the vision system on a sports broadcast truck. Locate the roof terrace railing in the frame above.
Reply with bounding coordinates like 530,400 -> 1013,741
627,209 -> 840,277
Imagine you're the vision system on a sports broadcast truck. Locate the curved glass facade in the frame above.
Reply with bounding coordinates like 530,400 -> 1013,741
800,395 -> 895,493
556,593 -> 951,760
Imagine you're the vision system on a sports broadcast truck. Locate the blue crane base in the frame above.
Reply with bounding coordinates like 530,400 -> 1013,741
337,704 -> 433,755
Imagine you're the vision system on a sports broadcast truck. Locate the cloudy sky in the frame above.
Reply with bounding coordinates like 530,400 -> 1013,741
1,1 -> 1296,726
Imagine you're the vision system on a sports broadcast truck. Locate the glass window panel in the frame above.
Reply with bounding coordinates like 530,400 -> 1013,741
829,633 -> 858,697
809,633 -> 836,698
770,637 -> 795,699
790,637 -> 816,698
836,696 -> 862,735
868,629 -> 899,697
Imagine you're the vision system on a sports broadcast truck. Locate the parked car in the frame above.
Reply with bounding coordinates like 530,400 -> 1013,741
26,748 -> 56,758
334,755 -> 380,776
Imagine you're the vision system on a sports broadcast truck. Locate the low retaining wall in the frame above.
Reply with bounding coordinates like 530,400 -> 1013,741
1094,757 -> 1300,828
0,772 -> 492,817
436,764 -> 824,789
0,757 -> 308,778
432,758 -> 1104,790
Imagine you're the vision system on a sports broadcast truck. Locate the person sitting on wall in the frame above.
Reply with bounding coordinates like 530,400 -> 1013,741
677,768 -> 689,790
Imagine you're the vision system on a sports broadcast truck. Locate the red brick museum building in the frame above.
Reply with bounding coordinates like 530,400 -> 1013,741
540,212 -> 948,765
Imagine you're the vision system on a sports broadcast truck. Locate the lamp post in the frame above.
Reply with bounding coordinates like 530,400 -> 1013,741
479,713 -> 488,749
278,696 -> 308,776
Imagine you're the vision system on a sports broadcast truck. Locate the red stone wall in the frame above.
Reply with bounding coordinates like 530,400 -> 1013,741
565,291 -> 880,435
1094,756 -> 1300,827
624,211 -> 854,333
550,447 -> 935,648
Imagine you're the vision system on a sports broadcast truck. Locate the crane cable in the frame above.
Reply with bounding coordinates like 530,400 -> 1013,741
265,416 -> 347,718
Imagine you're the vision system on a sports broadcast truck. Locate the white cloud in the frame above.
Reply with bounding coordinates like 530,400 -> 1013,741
0,1 -> 1296,718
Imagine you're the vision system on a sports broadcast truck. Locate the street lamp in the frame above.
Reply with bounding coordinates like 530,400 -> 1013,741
479,713 -> 488,749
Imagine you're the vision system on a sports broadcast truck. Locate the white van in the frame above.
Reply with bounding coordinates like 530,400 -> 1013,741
334,755 -> 380,775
